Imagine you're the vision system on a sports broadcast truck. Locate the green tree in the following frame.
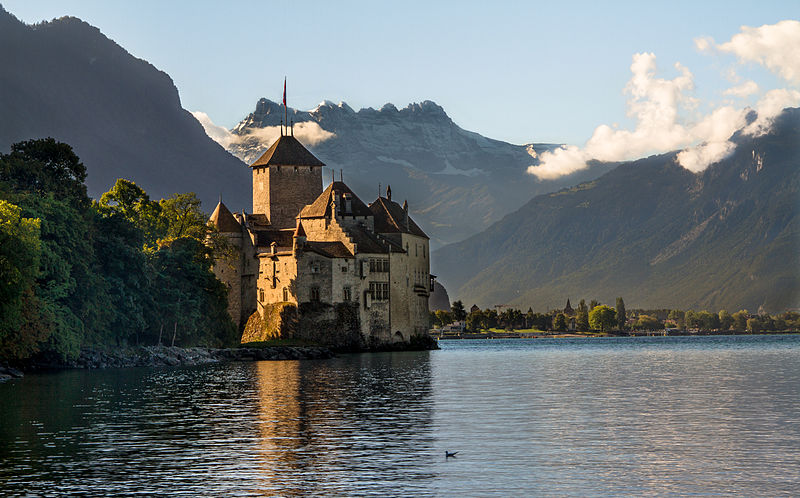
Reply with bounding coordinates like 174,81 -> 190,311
732,310 -> 749,331
589,305 -> 616,332
465,310 -> 481,332
435,310 -> 454,326
589,299 -> 599,310
635,315 -> 662,330
451,300 -> 467,321
746,317 -> 761,334
685,310 -> 699,329
0,200 -> 43,358
668,309 -> 685,328
718,310 -> 733,330
553,313 -> 567,332
159,192 -> 207,242
576,309 -> 589,331
98,179 -> 163,247
615,297 -> 626,330
0,138 -> 88,205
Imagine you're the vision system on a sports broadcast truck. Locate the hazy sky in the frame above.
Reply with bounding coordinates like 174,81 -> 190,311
3,1 -> 797,146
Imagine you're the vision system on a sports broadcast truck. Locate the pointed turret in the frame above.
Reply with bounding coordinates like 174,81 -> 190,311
209,200 -> 241,233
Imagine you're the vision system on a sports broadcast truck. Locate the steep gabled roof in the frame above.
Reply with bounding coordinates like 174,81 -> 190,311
304,241 -> 354,259
300,181 -> 372,218
208,201 -> 241,233
369,197 -> 428,239
250,135 -> 325,167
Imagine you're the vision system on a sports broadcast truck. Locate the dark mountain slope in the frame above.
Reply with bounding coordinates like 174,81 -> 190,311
433,108 -> 800,312
0,7 -> 249,210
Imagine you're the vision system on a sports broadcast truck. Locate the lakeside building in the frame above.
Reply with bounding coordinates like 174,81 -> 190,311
209,129 -> 434,347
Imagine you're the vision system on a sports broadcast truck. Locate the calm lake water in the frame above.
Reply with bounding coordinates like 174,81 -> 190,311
2,335 -> 799,496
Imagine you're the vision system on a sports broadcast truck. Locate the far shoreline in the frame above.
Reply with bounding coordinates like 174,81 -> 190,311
434,330 -> 800,340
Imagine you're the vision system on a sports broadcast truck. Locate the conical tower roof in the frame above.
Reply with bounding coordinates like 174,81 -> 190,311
208,200 -> 241,233
251,135 -> 325,167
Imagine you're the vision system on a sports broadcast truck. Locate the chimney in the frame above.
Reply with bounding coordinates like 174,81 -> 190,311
387,184 -> 392,202
403,199 -> 409,230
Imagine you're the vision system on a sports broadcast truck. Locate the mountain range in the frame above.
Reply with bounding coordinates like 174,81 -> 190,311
224,98 -> 614,246
433,108 -> 800,313
0,7 -> 249,209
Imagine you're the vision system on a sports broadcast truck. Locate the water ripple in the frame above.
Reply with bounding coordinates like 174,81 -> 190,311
0,336 -> 798,496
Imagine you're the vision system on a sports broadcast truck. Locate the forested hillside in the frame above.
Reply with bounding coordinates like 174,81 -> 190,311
0,139 -> 236,361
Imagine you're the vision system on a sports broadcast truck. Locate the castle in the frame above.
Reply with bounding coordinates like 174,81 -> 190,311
209,129 -> 433,347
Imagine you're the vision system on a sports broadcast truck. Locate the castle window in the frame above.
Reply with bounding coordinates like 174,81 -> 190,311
311,261 -> 321,274
294,166 -> 298,173
310,286 -> 320,302
341,264 -> 348,272
259,288 -> 265,302
369,258 -> 389,273
282,287 -> 289,302
343,286 -> 352,302
369,281 -> 389,301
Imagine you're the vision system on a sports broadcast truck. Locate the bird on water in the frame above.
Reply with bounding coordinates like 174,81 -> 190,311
445,451 -> 458,458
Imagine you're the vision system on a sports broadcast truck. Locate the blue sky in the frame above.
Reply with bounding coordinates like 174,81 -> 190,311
3,1 -> 797,146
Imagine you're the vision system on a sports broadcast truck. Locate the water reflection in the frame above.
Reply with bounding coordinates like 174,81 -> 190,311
1,336 -> 798,496
253,353 -> 437,496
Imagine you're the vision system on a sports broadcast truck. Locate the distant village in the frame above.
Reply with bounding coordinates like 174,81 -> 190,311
430,298 -> 800,338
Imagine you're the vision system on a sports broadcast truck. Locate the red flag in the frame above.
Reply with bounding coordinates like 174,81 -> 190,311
282,77 -> 286,106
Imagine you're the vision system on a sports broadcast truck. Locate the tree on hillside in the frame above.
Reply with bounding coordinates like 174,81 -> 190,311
451,300 -> 466,321
589,305 -> 616,333
615,297 -> 626,330
0,138 -> 88,204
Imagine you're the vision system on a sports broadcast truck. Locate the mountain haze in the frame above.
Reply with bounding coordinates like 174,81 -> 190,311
224,98 -> 615,246
433,108 -> 800,313
0,7 -> 249,210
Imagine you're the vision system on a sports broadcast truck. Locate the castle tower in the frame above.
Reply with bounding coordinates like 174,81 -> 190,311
250,134 -> 325,229
209,200 -> 247,326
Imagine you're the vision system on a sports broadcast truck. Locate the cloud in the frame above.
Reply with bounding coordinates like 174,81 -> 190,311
743,88 -> 800,136
192,111 -> 236,148
528,20 -> 800,180
717,20 -> 800,84
723,80 -> 759,98
191,111 -> 335,149
529,52 -> 699,179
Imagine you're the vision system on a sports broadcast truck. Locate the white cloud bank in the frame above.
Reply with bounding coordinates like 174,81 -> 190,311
192,111 -> 335,149
529,20 -> 800,180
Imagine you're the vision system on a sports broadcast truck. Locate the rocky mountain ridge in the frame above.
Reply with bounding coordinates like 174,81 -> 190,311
226,98 -> 613,246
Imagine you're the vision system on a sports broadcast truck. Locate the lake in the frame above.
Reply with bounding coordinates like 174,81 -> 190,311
2,335 -> 799,496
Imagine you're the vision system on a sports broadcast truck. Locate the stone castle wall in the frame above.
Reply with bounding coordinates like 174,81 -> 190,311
252,165 -> 321,228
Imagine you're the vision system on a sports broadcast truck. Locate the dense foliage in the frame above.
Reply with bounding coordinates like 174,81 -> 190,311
0,139 -> 236,361
433,295 -> 800,335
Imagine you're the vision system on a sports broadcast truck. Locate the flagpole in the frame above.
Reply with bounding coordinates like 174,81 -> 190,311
283,77 -> 287,137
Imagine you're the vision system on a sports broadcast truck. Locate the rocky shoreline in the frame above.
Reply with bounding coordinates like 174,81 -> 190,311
0,345 -> 335,382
